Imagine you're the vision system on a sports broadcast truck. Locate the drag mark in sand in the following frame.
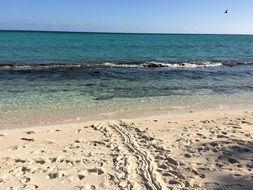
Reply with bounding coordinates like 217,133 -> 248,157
111,123 -> 163,190
91,122 -> 179,189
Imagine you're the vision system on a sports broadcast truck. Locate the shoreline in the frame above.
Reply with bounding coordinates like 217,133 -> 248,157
1,103 -> 253,129
0,107 -> 252,189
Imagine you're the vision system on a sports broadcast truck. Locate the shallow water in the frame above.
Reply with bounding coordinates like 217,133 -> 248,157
0,31 -> 253,123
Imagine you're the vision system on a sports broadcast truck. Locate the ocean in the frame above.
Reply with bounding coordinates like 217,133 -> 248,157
0,31 -> 253,123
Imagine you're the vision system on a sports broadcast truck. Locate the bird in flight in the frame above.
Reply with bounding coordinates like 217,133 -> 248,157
224,9 -> 228,14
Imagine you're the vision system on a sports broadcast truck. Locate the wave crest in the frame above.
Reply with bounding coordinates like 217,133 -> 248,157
103,61 -> 223,68
0,64 -> 83,71
0,60 -> 252,71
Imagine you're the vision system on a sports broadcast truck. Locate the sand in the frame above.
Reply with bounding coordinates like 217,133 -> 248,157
0,108 -> 252,190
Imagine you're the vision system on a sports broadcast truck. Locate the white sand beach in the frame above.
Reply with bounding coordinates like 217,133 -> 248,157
0,108 -> 252,190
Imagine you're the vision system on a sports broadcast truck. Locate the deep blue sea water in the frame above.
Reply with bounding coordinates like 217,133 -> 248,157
0,31 -> 253,122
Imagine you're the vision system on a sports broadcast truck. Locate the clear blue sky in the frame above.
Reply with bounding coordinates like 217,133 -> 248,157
0,0 -> 252,34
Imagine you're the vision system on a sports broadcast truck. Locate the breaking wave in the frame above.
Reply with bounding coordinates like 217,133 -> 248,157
0,63 -> 84,71
103,61 -> 223,68
0,61 -> 252,71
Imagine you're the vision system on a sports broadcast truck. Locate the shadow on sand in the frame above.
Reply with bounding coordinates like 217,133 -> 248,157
197,138 -> 253,190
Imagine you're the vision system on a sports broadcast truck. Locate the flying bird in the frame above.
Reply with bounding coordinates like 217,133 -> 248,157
224,10 -> 228,14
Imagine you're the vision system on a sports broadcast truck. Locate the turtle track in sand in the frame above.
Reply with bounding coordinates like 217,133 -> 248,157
91,122 -> 193,190
111,123 -> 163,190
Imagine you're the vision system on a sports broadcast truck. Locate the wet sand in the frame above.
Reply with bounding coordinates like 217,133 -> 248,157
0,108 -> 252,189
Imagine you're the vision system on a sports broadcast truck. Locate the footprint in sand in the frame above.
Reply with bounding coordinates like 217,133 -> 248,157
21,137 -> 34,142
24,184 -> 39,189
20,176 -> 31,183
46,172 -> 59,179
25,131 -> 35,135
34,158 -> 46,164
49,157 -> 57,163
15,158 -> 27,163
77,174 -> 85,180
77,129 -> 82,133
87,168 -> 104,175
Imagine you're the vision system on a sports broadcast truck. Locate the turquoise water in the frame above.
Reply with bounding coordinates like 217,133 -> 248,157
1,32 -> 253,63
0,31 -> 253,122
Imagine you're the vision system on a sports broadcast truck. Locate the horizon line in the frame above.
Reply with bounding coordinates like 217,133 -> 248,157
0,29 -> 253,36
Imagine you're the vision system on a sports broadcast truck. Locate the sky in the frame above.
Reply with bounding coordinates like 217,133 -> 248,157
0,0 -> 252,34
